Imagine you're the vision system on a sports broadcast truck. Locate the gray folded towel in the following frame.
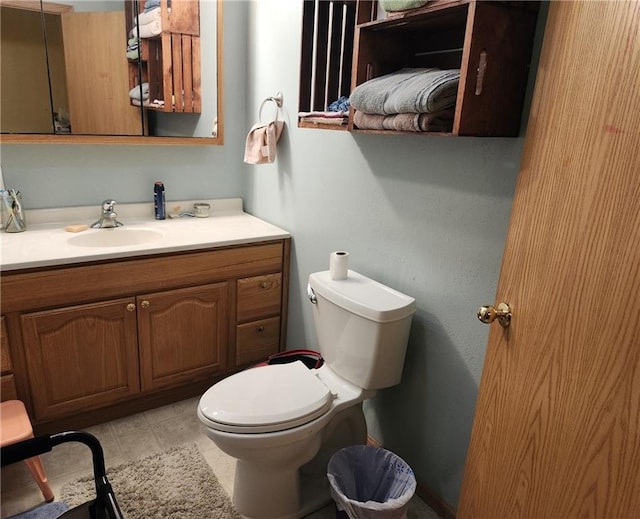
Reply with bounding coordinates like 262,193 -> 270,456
380,0 -> 429,12
350,68 -> 460,115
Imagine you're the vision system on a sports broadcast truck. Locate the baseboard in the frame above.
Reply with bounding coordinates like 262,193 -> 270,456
366,435 -> 456,519
414,481 -> 457,519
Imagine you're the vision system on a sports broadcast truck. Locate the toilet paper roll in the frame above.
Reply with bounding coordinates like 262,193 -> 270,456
330,251 -> 349,280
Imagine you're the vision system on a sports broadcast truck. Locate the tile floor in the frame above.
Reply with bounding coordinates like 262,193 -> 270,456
1,397 -> 441,519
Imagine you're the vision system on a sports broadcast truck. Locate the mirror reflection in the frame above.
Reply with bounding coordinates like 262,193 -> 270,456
0,0 -> 220,142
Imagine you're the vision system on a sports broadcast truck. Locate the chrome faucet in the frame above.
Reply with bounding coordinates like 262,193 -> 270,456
91,199 -> 123,228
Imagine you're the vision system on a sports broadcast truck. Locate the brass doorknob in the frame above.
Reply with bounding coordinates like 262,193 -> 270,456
477,302 -> 512,328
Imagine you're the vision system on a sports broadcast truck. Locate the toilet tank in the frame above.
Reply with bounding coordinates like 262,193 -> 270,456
308,270 -> 416,389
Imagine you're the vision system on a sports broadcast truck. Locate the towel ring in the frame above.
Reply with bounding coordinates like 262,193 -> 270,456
259,92 -> 283,124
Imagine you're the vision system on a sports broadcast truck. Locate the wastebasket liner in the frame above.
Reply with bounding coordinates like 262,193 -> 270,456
327,445 -> 416,519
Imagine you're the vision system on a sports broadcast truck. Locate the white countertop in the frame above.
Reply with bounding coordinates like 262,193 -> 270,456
0,198 -> 290,272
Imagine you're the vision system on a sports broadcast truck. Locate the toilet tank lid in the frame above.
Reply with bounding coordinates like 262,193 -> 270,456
309,270 -> 416,322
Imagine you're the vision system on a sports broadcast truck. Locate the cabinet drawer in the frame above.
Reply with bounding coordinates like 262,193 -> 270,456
237,273 -> 282,322
1,316 -> 11,373
236,317 -> 281,366
1,374 -> 17,401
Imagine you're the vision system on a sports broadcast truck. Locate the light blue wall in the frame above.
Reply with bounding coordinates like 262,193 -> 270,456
0,0 -> 547,510
244,0 -> 546,509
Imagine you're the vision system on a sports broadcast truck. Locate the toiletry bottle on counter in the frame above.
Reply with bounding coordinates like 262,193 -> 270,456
154,181 -> 166,220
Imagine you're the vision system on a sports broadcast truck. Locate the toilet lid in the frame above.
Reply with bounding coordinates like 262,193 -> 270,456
199,361 -> 334,433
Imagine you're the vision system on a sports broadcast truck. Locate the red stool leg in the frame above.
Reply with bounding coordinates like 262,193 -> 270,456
24,455 -> 54,502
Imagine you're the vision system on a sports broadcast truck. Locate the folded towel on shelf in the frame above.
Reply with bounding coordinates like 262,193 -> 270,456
132,98 -> 165,108
129,83 -> 149,100
380,0 -> 429,12
353,109 -> 454,132
136,6 -> 160,26
244,121 -> 285,164
299,111 -> 348,125
327,96 -> 350,112
299,116 -> 348,126
127,36 -> 139,59
350,68 -> 460,115
130,19 -> 162,39
144,0 -> 161,12
416,109 -> 455,132
298,111 -> 348,119
386,113 -> 421,132
353,111 -> 391,130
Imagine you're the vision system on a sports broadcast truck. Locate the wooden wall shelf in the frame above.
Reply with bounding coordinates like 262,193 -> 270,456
298,0 -> 540,137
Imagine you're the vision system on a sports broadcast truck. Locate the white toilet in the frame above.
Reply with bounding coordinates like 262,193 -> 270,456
197,269 -> 416,519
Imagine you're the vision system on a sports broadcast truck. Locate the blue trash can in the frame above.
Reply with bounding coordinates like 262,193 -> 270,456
327,445 -> 416,519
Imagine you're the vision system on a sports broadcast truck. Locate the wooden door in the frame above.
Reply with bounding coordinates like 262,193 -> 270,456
61,11 -> 144,135
21,299 -> 140,421
458,2 -> 640,518
138,283 -> 229,391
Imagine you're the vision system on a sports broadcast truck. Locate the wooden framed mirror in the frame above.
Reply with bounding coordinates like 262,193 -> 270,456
0,0 -> 223,145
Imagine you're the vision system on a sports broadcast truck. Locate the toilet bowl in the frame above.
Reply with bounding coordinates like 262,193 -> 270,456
198,269 -> 416,519
198,361 -> 372,518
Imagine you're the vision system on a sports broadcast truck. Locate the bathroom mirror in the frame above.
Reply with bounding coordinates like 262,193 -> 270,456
0,0 -> 223,145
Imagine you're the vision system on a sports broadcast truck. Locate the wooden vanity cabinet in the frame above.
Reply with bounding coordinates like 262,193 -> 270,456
0,240 -> 290,427
1,316 -> 18,401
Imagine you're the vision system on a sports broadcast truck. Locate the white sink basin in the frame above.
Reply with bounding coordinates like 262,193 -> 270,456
67,228 -> 164,248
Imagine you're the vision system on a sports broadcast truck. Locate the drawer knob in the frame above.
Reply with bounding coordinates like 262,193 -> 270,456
126,303 -> 135,312
257,326 -> 265,332
141,300 -> 150,309
260,282 -> 269,289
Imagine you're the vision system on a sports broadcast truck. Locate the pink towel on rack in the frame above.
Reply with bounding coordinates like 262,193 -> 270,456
244,121 -> 284,164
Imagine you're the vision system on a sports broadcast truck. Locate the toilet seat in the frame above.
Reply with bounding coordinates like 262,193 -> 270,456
199,361 -> 334,433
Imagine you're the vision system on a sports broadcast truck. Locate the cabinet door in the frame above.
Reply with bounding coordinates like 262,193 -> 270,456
21,299 -> 140,421
1,316 -> 11,373
138,283 -> 229,391
1,315 -> 17,401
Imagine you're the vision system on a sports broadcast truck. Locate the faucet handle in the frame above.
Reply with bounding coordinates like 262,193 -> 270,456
101,199 -> 117,212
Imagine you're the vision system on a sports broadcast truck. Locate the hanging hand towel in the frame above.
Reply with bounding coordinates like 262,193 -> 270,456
244,96 -> 285,164
244,121 -> 284,164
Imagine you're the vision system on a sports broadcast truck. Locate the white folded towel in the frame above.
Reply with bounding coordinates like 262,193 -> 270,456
130,19 -> 162,39
129,83 -> 149,100
136,6 -> 160,26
